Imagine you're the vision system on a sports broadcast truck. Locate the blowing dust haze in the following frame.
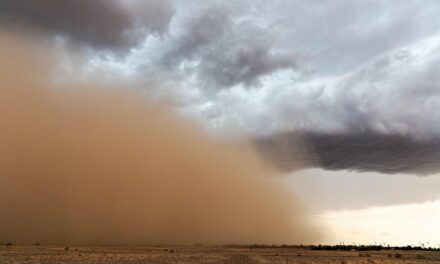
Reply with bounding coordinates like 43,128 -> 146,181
0,32 -> 319,245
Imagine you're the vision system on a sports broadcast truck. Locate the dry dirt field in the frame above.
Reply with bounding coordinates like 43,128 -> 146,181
1,246 -> 440,264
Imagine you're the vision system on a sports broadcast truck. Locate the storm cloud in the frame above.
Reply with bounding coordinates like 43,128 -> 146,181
158,5 -> 295,88
256,131 -> 440,175
0,0 -> 174,50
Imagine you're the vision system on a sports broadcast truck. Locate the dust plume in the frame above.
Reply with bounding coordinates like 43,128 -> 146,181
0,32 -> 318,245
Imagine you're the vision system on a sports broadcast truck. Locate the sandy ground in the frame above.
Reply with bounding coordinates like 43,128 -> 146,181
1,246 -> 440,264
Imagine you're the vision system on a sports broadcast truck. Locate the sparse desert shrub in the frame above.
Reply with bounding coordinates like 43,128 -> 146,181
416,254 -> 426,259
64,246 -> 69,251
394,253 -> 402,258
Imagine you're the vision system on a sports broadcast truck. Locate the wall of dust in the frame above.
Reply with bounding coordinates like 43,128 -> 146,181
0,32 -> 319,245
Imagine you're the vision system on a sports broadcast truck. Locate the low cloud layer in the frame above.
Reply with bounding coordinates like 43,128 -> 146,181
256,131 -> 440,175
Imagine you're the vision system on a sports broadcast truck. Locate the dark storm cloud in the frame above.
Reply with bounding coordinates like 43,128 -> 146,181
0,0 -> 173,50
256,131 -> 440,175
146,1 -> 440,149
159,6 -> 296,88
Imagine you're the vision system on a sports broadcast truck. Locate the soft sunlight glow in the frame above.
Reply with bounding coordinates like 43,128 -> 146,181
317,199 -> 440,246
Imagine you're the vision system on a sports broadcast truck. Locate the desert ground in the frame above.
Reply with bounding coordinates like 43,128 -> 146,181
1,245 -> 439,264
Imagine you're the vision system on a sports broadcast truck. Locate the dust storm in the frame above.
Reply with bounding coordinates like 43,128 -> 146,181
0,32 -> 318,245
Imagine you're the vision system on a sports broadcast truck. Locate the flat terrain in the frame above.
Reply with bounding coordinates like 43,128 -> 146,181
1,245 -> 439,263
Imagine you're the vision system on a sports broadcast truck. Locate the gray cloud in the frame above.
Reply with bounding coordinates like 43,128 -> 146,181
250,39 -> 440,175
159,5 -> 296,88
256,131 -> 440,175
0,0 -> 174,50
261,0 -> 440,76
190,31 -> 440,139
139,1 -> 439,141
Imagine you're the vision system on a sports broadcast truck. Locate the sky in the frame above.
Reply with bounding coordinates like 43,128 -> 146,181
1,0 -> 440,245
288,169 -> 440,246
